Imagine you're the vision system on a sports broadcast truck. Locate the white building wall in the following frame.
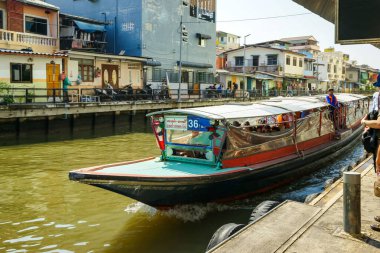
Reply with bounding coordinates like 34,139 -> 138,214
0,55 -> 61,87
283,53 -> 304,77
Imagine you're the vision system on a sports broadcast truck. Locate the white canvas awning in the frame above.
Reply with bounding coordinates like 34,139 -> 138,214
147,94 -> 368,121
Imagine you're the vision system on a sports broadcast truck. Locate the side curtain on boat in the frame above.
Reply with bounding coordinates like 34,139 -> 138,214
222,111 -> 334,160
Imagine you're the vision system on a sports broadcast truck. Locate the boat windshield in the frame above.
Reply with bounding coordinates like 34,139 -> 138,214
166,130 -> 212,147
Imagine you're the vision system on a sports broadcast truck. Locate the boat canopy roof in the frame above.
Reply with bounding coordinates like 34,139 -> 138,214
146,94 -> 367,121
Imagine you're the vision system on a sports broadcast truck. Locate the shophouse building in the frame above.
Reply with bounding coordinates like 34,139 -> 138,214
46,0 -> 217,93
0,0 -> 66,103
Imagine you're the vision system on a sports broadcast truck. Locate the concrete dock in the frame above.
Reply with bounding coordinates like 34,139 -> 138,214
209,157 -> 380,253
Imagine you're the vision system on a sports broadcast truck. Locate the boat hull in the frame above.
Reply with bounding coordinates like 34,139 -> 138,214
69,126 -> 363,208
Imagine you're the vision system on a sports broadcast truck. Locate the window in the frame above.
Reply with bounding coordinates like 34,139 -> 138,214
267,55 -> 278,65
235,56 -> 244,66
286,56 -> 291,65
299,59 -> 303,68
75,59 -> 94,82
252,55 -> 259,67
334,65 -> 337,73
0,9 -> 5,29
328,64 -> 331,72
349,73 -> 353,79
198,37 -> 206,47
293,57 -> 297,66
342,67 -> 346,74
25,16 -> 48,36
11,63 -> 33,83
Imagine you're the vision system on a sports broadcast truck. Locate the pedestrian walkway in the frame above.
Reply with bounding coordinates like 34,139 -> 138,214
210,157 -> 380,253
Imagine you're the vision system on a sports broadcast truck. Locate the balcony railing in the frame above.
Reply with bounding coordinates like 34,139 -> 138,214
0,29 -> 58,48
226,65 -> 281,75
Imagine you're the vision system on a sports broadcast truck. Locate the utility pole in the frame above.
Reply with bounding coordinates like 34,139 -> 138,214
178,15 -> 183,102
243,34 -> 251,75
243,34 -> 251,97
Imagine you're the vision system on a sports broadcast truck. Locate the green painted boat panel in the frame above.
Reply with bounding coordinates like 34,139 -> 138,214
97,158 -> 240,177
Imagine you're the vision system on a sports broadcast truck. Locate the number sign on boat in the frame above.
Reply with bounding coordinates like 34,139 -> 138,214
187,116 -> 211,132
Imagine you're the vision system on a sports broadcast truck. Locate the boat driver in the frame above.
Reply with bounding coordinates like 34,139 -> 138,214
326,88 -> 339,130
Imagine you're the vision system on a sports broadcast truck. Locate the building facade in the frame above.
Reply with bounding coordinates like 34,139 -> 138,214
46,0 -> 216,90
222,45 -> 305,94
316,50 -> 348,91
57,14 -> 146,91
0,0 -> 66,103
280,36 -> 321,90
216,31 -> 240,70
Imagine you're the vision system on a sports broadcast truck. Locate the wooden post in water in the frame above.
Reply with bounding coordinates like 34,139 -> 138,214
343,172 -> 361,235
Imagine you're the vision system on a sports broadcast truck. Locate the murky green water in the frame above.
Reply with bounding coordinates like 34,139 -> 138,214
0,133 -> 250,253
0,131 -> 365,253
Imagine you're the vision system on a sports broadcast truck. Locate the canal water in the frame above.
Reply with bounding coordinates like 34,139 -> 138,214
0,130 -> 364,253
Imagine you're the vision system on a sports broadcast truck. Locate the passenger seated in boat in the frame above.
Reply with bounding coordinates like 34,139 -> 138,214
301,110 -> 310,118
282,113 -> 293,128
243,121 -> 254,131
232,121 -> 241,127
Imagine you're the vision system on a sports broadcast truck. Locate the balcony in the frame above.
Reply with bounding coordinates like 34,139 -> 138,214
0,29 -> 58,53
60,38 -> 107,52
226,64 -> 282,75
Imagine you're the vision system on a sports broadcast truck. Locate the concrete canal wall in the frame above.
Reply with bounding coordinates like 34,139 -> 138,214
0,98 -> 241,145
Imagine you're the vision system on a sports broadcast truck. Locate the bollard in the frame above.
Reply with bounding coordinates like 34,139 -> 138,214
343,172 -> 361,235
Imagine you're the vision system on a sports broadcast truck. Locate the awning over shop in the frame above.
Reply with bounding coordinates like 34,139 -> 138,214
177,61 -> 213,68
196,33 -> 212,40
145,59 -> 161,66
74,20 -> 106,33
255,73 -> 274,80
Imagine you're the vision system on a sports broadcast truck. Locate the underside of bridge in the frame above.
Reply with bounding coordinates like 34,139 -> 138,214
292,0 -> 380,48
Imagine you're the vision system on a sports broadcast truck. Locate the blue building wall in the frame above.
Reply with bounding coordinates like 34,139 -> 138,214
46,0 -> 216,70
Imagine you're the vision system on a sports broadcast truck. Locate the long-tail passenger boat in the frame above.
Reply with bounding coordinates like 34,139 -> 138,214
69,94 -> 368,208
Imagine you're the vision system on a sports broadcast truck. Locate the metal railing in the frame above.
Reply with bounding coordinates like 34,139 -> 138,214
0,87 -> 373,105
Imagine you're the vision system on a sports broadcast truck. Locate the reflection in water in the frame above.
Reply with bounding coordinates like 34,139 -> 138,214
0,128 -> 364,252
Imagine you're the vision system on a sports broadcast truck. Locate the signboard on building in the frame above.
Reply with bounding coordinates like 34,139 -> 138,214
190,0 -> 216,23
336,0 -> 380,44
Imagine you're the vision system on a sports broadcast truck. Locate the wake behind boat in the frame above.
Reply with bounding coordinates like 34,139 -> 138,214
69,94 -> 368,208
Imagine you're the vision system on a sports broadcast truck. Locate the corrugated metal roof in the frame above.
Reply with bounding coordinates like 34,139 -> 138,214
21,0 -> 59,10
0,48 -> 67,57
280,35 -> 318,42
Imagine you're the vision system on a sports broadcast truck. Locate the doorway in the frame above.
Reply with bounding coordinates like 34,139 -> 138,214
46,64 -> 61,96
102,64 -> 119,88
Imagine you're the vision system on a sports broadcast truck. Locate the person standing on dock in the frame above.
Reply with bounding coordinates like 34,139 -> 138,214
62,72 -> 72,103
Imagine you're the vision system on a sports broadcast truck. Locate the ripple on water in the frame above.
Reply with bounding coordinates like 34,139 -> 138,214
22,218 -> 45,224
3,235 -> 44,244
54,224 -> 75,229
39,244 -> 57,250
17,226 -> 39,233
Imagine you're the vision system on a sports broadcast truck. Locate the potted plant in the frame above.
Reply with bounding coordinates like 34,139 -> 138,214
0,81 -> 14,105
